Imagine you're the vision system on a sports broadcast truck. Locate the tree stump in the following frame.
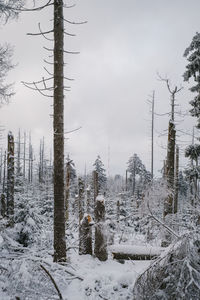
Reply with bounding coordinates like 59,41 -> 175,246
79,214 -> 93,255
94,195 -> 108,261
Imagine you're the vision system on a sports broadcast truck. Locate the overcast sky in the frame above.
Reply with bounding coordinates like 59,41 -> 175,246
0,0 -> 199,177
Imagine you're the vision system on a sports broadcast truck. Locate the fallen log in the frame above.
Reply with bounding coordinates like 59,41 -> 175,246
111,245 -> 164,261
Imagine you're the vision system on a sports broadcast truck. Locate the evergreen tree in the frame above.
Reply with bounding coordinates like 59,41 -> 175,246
127,153 -> 150,195
93,155 -> 107,194
183,32 -> 200,128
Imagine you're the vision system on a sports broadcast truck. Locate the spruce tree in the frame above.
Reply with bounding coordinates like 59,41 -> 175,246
93,155 -> 107,194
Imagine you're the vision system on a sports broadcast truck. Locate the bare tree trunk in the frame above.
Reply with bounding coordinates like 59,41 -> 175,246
164,121 -> 176,217
7,131 -> 14,225
93,170 -> 98,202
2,151 -> 6,194
163,160 -> 166,179
65,162 -> 70,222
117,199 -> 120,222
174,145 -> 179,214
94,196 -> 108,261
132,161 -> 136,196
86,186 -> 91,214
0,193 -> 6,217
17,129 -> 21,176
125,170 -> 128,191
151,91 -> 155,179
53,0 -> 66,262
23,132 -> 26,180
78,177 -> 85,254
39,138 -> 44,184
0,148 -> 2,184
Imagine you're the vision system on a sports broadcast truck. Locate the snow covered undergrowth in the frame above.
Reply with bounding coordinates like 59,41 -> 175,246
0,228 -> 151,300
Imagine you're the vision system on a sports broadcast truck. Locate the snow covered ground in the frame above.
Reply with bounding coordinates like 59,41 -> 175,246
0,228 -> 151,300
65,251 -> 150,300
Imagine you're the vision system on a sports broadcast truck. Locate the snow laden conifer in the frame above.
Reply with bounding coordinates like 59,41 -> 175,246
93,155 -> 107,194
184,32 -> 200,128
127,153 -> 151,196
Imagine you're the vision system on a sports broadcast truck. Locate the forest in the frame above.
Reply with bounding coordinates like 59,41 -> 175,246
1,0 -> 200,299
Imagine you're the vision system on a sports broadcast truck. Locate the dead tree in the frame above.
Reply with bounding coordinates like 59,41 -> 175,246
125,170 -> 128,191
39,137 -> 44,184
7,131 -> 14,223
52,0 -> 66,262
21,0 -> 86,262
174,145 -> 179,213
94,196 -> 108,261
164,120 -> 176,216
159,75 -> 182,217
93,170 -> 98,202
0,193 -> 6,217
86,186 -> 91,214
23,131 -> 26,180
0,148 -> 2,184
78,177 -> 85,254
16,129 -> 21,177
65,160 -> 70,222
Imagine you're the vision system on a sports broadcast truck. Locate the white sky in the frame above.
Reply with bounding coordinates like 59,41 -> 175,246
0,0 -> 199,177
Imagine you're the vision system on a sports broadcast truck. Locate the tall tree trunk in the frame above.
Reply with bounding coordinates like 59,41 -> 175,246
174,145 -> 179,214
23,132 -> 26,180
132,161 -> 136,196
7,131 -> 14,225
2,151 -> 6,194
65,162 -> 70,222
0,148 -> 2,184
17,129 -> 21,176
93,170 -> 98,202
78,177 -> 85,254
164,121 -> 176,217
125,170 -> 128,191
53,0 -> 66,262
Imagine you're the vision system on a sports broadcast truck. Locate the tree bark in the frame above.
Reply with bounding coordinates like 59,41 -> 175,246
174,145 -> 179,213
53,0 -> 66,262
94,196 -> 108,261
65,162 -> 70,222
7,131 -> 14,224
93,170 -> 98,202
79,214 -> 93,255
164,121 -> 176,217
78,177 -> 85,254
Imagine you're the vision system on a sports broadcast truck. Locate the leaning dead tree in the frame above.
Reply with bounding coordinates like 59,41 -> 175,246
7,131 -> 14,224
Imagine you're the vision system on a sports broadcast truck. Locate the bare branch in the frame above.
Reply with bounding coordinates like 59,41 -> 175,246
63,18 -> 87,25
21,81 -> 53,98
44,59 -> 54,65
147,201 -> 180,238
17,0 -> 53,12
43,66 -> 53,76
64,31 -> 76,37
64,126 -> 82,134
40,265 -> 63,300
63,50 -> 80,55
43,46 -> 54,52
